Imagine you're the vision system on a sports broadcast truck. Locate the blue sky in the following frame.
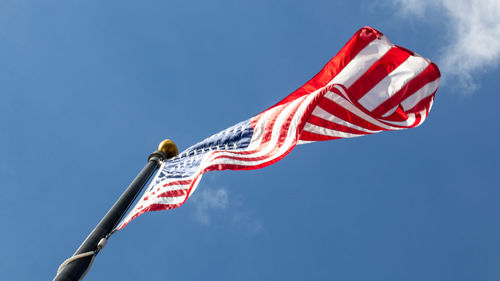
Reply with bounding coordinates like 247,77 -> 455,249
1,1 -> 500,280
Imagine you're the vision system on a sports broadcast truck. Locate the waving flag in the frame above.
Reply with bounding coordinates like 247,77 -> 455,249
116,26 -> 440,229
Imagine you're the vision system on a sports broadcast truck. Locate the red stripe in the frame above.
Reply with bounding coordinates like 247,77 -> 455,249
207,97 -> 303,163
299,131 -> 341,141
317,93 -> 386,131
295,87 -> 332,138
146,203 -> 184,212
371,62 -> 441,116
222,104 -> 287,156
330,85 -> 418,130
381,105 -> 408,122
163,180 -> 192,187
411,113 -> 422,128
407,93 -> 435,115
258,107 -> 282,147
157,189 -> 188,198
266,27 -> 383,111
117,202 -> 184,229
201,142 -> 298,173
347,46 -> 411,101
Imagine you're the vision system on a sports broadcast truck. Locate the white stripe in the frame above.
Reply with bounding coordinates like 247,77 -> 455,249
381,113 -> 416,127
311,106 -> 381,134
428,97 -> 434,112
156,182 -> 190,192
119,160 -> 169,226
117,161 -> 194,228
297,140 -> 314,145
157,173 -> 196,186
324,91 -> 400,130
117,184 -> 189,228
330,36 -> 393,88
330,85 -> 417,128
150,195 -> 186,206
246,105 -> 281,151
332,84 -> 353,102
151,172 -> 197,192
415,109 -> 427,127
382,105 -> 398,117
187,174 -> 203,197
202,96 -> 306,162
401,78 -> 440,111
358,55 -> 430,111
303,123 -> 364,138
206,90 -> 322,167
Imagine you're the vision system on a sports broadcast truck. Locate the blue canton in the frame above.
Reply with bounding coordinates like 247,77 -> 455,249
151,119 -> 254,188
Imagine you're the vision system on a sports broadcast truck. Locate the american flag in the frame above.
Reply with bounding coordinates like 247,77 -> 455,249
116,26 -> 440,230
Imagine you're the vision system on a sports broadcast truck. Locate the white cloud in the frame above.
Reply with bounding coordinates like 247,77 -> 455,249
191,187 -> 228,225
190,186 -> 265,235
232,211 -> 265,236
391,0 -> 500,93
391,0 -> 430,17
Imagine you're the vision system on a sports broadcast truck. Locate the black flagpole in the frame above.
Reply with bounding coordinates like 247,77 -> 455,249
53,140 -> 178,281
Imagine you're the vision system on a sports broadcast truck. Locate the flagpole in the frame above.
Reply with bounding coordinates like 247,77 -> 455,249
53,140 -> 178,281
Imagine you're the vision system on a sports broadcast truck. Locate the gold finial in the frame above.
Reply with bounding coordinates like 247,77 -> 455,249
158,139 -> 178,159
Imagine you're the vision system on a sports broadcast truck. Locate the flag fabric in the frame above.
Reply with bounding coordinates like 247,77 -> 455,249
116,26 -> 440,230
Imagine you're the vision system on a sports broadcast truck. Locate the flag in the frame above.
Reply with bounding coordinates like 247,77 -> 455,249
116,26 -> 440,230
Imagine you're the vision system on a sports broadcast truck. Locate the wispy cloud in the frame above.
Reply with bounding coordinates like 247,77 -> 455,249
190,186 -> 265,236
391,0 -> 500,93
232,211 -> 265,237
191,187 -> 228,225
